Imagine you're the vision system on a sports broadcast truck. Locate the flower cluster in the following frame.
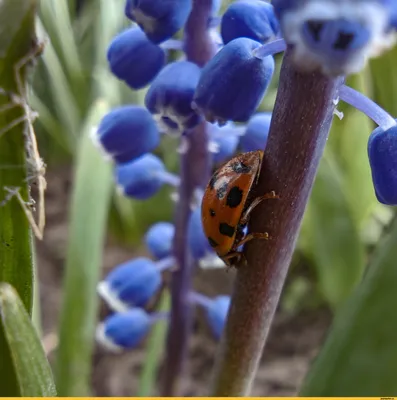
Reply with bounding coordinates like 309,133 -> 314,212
93,0 -> 397,356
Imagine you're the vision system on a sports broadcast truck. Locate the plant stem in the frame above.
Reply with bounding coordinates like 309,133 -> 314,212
161,1 -> 215,394
211,50 -> 343,396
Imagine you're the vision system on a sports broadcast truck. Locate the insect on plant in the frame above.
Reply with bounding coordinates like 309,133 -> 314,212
201,150 -> 279,267
0,40 -> 46,240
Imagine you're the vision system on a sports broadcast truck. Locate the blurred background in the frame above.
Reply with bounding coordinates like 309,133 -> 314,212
31,0 -> 397,396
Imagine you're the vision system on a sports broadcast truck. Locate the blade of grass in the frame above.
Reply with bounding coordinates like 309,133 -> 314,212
0,283 -> 56,396
55,99 -> 113,396
0,0 -> 38,394
137,291 -> 170,397
301,213 -> 397,396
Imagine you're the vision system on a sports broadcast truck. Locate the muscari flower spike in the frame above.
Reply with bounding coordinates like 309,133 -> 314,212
240,112 -> 272,152
98,256 -> 175,312
272,0 -> 395,76
145,222 -> 175,260
97,308 -> 161,351
95,106 -> 159,164
221,0 -> 280,45
145,61 -> 202,133
193,37 -> 275,125
115,153 -> 179,200
107,27 -> 166,90
124,0 -> 192,44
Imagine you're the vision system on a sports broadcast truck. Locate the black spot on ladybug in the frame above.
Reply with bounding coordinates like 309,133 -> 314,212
219,222 -> 235,238
209,173 -> 218,189
226,186 -> 243,208
209,208 -> 216,217
208,237 -> 218,248
231,160 -> 251,174
216,182 -> 228,199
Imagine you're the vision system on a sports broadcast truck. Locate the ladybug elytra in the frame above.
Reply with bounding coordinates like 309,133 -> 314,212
201,150 -> 278,267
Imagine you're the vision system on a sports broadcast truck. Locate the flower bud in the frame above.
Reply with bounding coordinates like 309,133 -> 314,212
124,0 -> 192,44
145,222 -> 175,259
115,153 -> 167,200
209,123 -> 240,164
187,208 -> 213,260
193,38 -> 275,125
221,0 -> 279,45
368,121 -> 397,205
98,257 -> 162,311
145,61 -> 202,133
240,112 -> 272,152
96,308 -> 152,351
96,106 -> 159,164
205,295 -> 231,339
107,27 -> 166,90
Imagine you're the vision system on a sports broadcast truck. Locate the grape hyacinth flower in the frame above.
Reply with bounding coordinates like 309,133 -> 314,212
124,0 -> 192,44
145,222 -> 175,260
95,0 -> 397,396
273,0 -> 396,76
115,153 -> 179,200
96,308 -> 166,351
107,27 -> 166,90
193,37 -> 275,125
97,256 -> 175,312
221,0 -> 280,45
145,61 -> 202,133
95,106 -> 160,164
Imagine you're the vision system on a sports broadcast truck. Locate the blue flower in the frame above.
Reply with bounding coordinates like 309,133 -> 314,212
115,153 -> 168,199
273,0 -> 394,76
208,123 -> 240,164
97,257 -> 163,311
368,121 -> 397,205
205,295 -> 231,340
96,106 -> 159,164
145,61 -> 202,133
124,0 -> 192,44
187,208 -> 213,260
107,27 -> 166,90
96,308 -> 152,351
193,37 -> 275,125
221,0 -> 279,45
145,222 -> 175,259
240,112 -> 272,152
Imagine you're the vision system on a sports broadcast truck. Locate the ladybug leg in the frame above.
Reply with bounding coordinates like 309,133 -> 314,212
236,232 -> 270,248
240,191 -> 279,225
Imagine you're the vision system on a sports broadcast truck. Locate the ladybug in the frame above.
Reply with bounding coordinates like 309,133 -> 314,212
201,150 -> 278,267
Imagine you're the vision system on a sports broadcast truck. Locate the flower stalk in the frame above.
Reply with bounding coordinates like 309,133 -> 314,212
211,50 -> 343,396
161,1 -> 215,395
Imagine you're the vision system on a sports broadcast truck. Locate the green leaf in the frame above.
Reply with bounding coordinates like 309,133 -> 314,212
0,283 -> 56,396
300,149 -> 365,308
55,99 -> 113,396
0,0 -> 38,395
300,214 -> 397,396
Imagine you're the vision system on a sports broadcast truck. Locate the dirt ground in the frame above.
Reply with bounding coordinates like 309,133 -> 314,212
36,166 -> 331,397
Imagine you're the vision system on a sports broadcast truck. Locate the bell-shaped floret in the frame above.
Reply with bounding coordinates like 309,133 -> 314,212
368,121 -> 397,205
96,106 -> 159,164
240,112 -> 272,152
193,38 -> 275,125
145,61 -> 202,133
145,222 -> 175,259
124,0 -> 192,44
96,308 -> 152,351
205,295 -> 231,339
107,27 -> 166,90
221,0 -> 279,44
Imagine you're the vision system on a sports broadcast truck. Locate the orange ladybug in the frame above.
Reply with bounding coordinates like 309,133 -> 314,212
201,150 -> 278,267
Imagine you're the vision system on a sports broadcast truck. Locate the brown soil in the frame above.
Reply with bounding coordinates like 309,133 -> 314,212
36,166 -> 331,397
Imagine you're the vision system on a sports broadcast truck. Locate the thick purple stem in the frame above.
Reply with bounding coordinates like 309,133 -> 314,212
161,0 -> 215,395
211,51 -> 343,396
